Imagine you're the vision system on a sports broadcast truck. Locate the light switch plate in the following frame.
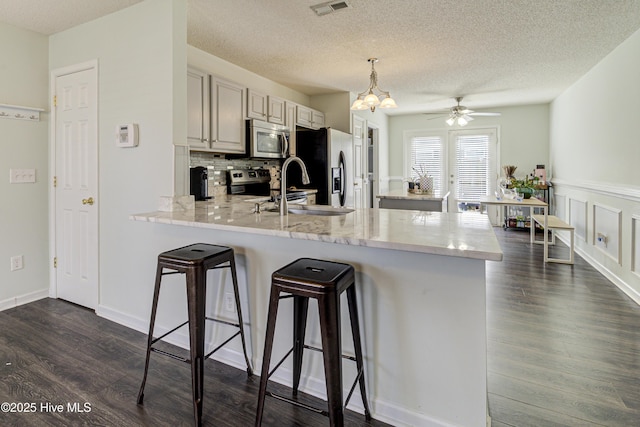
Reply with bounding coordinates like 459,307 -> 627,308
9,168 -> 36,183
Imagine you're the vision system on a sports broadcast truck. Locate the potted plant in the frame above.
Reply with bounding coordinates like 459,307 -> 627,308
510,176 -> 538,199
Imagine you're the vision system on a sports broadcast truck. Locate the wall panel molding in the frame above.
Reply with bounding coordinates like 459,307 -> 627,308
552,178 -> 640,203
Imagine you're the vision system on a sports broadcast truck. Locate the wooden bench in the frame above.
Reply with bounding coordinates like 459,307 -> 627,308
531,215 -> 574,264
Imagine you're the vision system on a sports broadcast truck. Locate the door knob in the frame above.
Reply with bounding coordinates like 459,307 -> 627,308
82,197 -> 94,206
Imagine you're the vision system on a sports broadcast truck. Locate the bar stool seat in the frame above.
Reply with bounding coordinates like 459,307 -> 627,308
255,258 -> 371,426
137,243 -> 252,427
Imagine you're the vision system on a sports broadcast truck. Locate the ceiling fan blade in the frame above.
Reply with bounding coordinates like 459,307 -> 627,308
469,112 -> 501,116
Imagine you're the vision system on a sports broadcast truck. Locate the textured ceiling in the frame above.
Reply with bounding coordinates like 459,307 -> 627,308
2,0 -> 640,115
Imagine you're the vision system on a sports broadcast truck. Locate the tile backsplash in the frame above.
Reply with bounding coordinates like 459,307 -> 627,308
189,152 -> 281,196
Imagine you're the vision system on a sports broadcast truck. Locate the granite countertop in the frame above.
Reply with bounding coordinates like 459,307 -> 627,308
131,195 -> 502,261
376,189 -> 451,201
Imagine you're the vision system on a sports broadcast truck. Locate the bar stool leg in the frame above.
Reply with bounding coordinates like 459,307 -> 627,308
255,286 -> 282,426
137,264 -> 164,405
186,267 -> 207,427
317,292 -> 344,427
346,284 -> 372,420
229,256 -> 253,376
292,295 -> 309,395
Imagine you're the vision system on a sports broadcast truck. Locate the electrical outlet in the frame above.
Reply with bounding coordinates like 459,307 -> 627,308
596,232 -> 608,247
10,255 -> 24,271
224,293 -> 236,312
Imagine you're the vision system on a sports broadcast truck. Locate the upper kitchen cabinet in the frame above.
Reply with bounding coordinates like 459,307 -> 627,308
311,109 -> 325,128
267,95 -> 285,125
247,89 -> 286,125
187,68 -> 210,149
247,89 -> 267,120
211,76 -> 246,154
187,67 -> 246,154
296,105 -> 325,129
296,105 -> 312,128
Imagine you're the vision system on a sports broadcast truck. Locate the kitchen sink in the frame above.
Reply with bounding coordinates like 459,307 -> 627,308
287,205 -> 354,216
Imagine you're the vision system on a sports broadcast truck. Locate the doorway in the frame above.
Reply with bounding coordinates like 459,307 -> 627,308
405,127 -> 499,220
51,61 -> 99,310
446,128 -> 498,217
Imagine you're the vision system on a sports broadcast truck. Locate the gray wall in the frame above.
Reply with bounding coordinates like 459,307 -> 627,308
0,23 -> 49,308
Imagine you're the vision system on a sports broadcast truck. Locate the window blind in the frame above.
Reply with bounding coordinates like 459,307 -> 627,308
409,136 -> 443,191
455,134 -> 491,202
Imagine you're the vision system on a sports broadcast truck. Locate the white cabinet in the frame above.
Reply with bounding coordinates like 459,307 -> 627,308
187,68 -> 210,149
296,105 -> 313,128
211,76 -> 246,154
247,89 -> 267,120
187,68 -> 246,154
248,90 -> 286,125
296,105 -> 325,129
311,110 -> 325,129
268,95 -> 285,125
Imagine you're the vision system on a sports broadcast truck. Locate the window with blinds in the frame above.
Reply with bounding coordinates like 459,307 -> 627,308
408,135 -> 443,192
454,133 -> 493,202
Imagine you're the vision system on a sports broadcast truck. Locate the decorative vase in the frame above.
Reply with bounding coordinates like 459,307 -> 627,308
420,176 -> 433,194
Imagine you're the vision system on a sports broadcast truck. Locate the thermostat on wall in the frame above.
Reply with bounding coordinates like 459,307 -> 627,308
116,123 -> 138,147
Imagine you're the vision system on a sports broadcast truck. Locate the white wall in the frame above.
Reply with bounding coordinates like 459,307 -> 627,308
48,0 -> 187,314
550,28 -> 640,303
0,23 -> 50,309
388,104 -> 550,190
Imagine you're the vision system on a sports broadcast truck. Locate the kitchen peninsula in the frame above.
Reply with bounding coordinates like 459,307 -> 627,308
131,196 -> 502,426
377,189 -> 450,212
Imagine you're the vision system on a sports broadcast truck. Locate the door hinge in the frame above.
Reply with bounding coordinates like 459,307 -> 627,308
53,257 -> 57,268
53,176 -> 57,187
53,95 -> 57,107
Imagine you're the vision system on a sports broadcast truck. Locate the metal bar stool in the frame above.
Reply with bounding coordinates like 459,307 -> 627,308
255,258 -> 371,427
137,243 -> 253,426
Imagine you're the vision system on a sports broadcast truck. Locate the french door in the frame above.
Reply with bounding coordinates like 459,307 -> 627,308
406,127 -> 499,220
447,129 -> 498,222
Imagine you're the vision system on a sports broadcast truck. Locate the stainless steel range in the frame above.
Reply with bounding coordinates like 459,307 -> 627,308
227,168 -> 271,195
227,168 -> 307,203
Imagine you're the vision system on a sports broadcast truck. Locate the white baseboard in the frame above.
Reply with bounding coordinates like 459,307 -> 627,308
555,235 -> 640,305
97,303 -> 464,426
96,303 -> 253,372
0,288 -> 49,312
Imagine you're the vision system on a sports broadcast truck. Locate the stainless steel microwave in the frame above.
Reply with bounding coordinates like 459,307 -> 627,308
247,119 -> 290,159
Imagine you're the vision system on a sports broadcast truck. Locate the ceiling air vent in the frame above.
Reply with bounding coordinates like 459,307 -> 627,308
310,1 -> 350,16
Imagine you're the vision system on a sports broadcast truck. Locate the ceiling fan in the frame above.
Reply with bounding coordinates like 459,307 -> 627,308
425,97 -> 501,126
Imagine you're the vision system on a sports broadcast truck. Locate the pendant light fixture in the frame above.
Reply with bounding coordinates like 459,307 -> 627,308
350,58 -> 397,113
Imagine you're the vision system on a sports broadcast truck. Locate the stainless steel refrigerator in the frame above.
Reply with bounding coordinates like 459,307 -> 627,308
287,127 -> 353,207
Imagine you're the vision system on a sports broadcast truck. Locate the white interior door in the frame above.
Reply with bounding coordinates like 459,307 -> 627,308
54,64 -> 99,309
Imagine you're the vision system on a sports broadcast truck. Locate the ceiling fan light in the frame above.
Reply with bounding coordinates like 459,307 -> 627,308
446,116 -> 456,126
379,96 -> 397,109
457,116 -> 468,126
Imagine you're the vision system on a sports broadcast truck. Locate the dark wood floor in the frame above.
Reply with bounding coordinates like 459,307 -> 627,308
487,227 -> 640,426
1,228 -> 639,426
0,297 -> 387,426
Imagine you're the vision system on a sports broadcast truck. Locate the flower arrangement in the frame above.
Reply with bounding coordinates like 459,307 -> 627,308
412,165 -> 433,194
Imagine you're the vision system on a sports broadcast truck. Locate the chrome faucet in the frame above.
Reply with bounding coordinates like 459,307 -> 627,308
280,156 -> 310,216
